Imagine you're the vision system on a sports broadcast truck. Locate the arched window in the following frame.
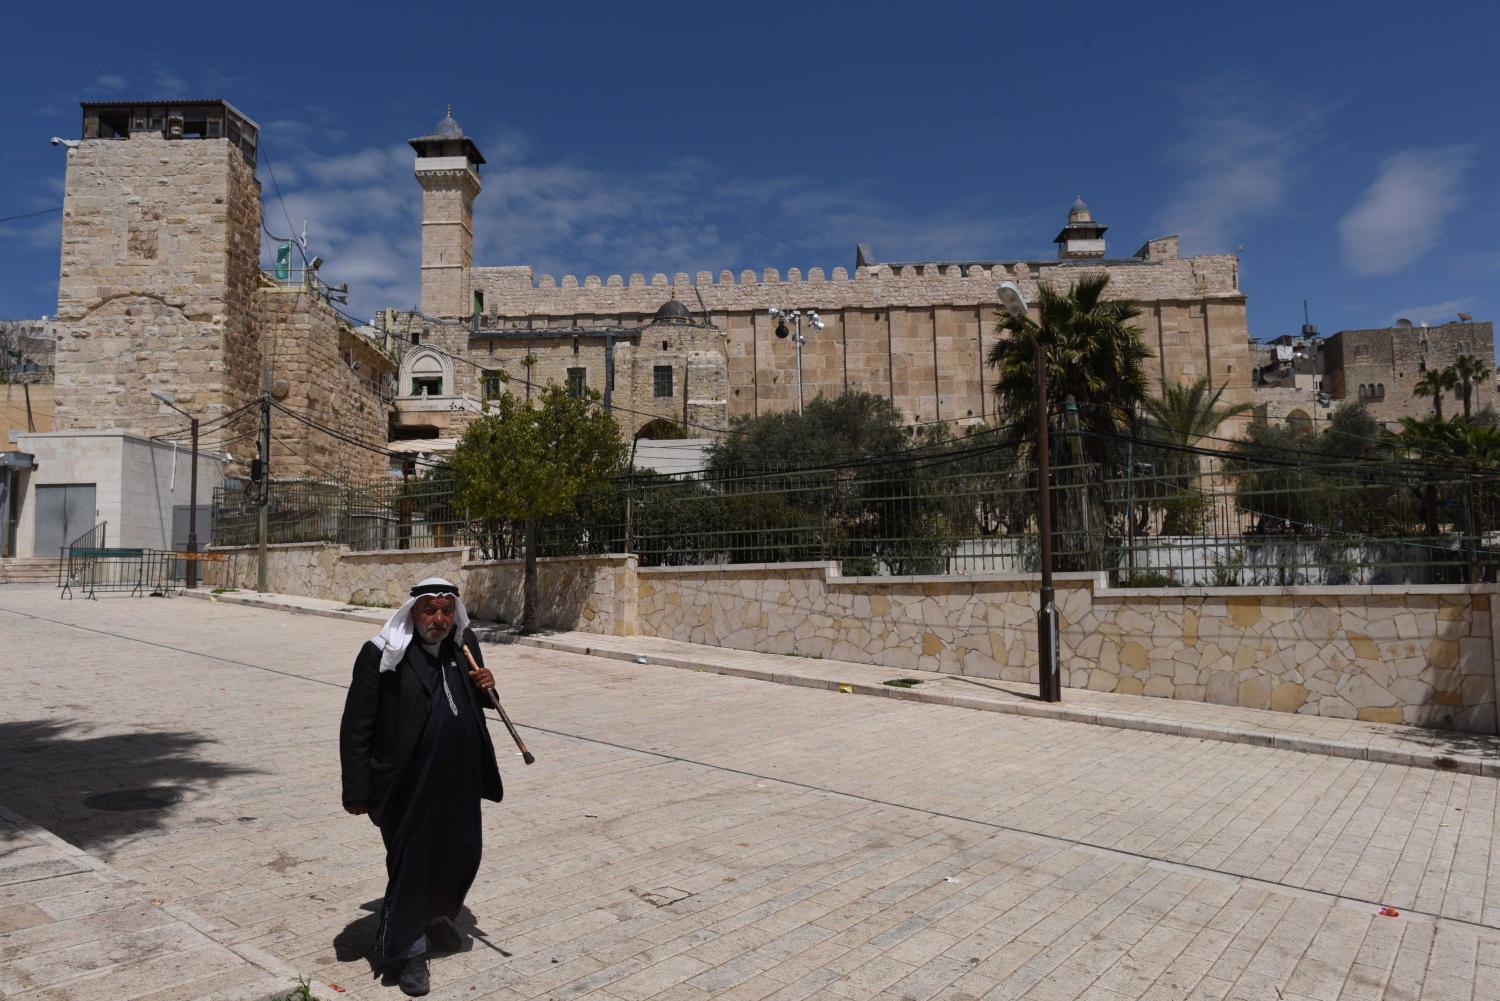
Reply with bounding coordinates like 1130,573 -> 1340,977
1375,383 -> 1384,398
399,348 -> 453,398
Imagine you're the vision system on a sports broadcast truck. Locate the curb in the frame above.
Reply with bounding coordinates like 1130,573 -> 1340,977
183,589 -> 1499,778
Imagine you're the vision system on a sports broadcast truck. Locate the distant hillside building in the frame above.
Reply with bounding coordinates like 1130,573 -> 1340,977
1324,320 -> 1496,421
1251,319 -> 1496,428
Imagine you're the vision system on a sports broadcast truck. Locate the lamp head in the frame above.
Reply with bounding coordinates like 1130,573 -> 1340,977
150,390 -> 175,406
996,282 -> 1028,321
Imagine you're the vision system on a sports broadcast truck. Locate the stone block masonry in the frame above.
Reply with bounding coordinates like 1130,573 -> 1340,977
53,132 -> 263,442
207,543 -> 1500,733
467,249 -> 1249,431
259,289 -> 397,481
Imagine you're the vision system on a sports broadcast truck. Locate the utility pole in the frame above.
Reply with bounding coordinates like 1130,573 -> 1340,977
1034,337 -> 1060,702
256,355 -> 270,593
997,281 -> 1061,703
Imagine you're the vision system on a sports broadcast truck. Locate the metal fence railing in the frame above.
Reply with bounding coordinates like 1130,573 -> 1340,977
210,438 -> 1500,586
58,522 -> 184,599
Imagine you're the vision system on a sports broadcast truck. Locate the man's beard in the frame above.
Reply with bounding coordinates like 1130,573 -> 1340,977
418,624 -> 452,646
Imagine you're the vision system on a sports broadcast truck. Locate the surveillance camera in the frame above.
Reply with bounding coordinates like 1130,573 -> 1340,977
309,256 -> 324,271
50,137 -> 62,145
49,137 -> 79,149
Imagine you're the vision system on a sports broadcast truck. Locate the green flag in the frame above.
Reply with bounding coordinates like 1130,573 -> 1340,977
275,242 -> 292,281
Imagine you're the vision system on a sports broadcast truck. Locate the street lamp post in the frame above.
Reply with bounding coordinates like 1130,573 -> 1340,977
998,282 -> 1061,702
769,307 -> 825,415
151,391 -> 200,589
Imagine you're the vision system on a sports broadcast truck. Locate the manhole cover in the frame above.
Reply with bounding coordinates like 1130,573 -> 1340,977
83,788 -> 184,812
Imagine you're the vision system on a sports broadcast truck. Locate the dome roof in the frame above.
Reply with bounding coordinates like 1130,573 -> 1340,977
428,107 -> 465,139
407,104 -> 486,164
1068,194 -> 1092,223
653,296 -> 694,324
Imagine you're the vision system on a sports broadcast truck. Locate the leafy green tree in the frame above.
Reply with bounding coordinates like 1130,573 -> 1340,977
704,391 -> 962,574
1452,355 -> 1490,420
451,386 -> 625,629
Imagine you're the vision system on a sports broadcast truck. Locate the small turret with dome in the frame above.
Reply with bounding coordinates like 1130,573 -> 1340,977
652,293 -> 695,326
1054,194 -> 1108,260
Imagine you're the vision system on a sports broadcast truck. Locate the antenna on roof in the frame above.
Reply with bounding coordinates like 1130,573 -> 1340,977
1301,299 -> 1318,339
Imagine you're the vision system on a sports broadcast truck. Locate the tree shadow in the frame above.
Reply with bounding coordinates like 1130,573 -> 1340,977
0,719 -> 264,857
334,900 -> 509,982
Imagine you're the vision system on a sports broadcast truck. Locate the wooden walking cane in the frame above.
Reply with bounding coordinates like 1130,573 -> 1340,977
459,639 -> 536,765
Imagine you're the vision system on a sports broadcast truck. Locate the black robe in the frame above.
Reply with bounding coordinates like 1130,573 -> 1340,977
338,630 -> 504,962
377,641 -> 484,959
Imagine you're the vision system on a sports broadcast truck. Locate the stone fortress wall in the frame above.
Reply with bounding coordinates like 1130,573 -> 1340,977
49,103 -> 397,482
52,131 -> 264,446
390,310 -> 730,440
464,237 -> 1249,430
259,289 -> 396,481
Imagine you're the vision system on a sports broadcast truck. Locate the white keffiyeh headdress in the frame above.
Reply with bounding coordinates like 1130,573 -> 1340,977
370,577 -> 471,673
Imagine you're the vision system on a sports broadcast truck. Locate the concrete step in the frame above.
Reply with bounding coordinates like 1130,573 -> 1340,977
0,558 -> 64,585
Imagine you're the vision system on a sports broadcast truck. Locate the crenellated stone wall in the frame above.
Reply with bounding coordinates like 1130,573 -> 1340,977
462,250 -> 1249,431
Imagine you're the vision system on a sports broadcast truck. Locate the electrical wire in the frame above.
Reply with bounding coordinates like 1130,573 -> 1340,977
0,207 -> 62,224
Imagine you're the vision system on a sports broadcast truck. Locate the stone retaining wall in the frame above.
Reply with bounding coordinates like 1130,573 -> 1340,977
206,544 -> 636,635
207,543 -> 466,608
464,555 -> 637,635
636,563 -> 1499,733
204,545 -> 1500,732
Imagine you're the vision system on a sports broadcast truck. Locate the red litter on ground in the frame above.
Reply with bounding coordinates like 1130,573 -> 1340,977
329,985 -> 346,993
1379,906 -> 1400,917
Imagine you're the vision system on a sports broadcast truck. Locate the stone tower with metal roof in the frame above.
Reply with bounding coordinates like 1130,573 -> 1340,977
411,106 -> 485,317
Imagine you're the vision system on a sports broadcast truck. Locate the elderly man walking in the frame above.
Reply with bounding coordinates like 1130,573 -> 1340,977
340,577 -> 504,996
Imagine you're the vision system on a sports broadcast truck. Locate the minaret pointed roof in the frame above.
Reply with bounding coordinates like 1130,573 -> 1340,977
408,105 -> 486,164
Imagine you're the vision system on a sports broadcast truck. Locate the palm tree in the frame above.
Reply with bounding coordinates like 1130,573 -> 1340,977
987,274 -> 1152,442
987,274 -> 1152,566
1141,377 -> 1254,471
1451,355 -> 1489,419
1136,378 -> 1253,536
1414,367 -> 1458,420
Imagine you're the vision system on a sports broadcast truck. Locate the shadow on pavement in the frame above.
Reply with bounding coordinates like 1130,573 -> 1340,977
0,718 -> 264,855
335,901 -> 502,980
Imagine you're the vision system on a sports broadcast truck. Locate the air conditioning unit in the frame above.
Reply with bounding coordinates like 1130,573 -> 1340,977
166,115 -> 184,139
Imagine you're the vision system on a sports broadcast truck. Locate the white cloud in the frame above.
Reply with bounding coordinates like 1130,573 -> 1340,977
1156,87 -> 1323,254
266,129 -> 1017,319
1388,296 -> 1478,327
1339,147 -> 1474,276
94,74 -> 128,92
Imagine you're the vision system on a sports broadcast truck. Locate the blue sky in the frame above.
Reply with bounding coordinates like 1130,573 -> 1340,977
2,1 -> 1495,343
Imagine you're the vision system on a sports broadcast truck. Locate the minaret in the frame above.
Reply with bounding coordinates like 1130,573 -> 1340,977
1053,195 -> 1108,260
411,106 -> 485,317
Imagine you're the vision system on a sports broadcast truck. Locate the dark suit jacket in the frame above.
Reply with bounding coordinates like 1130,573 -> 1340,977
339,626 -> 503,825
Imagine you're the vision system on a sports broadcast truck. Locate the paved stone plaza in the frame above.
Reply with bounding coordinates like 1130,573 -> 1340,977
2,587 -> 1500,999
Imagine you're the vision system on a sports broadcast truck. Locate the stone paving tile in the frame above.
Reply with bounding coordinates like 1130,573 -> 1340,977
2,587 -> 1500,999
0,807 -> 286,1001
